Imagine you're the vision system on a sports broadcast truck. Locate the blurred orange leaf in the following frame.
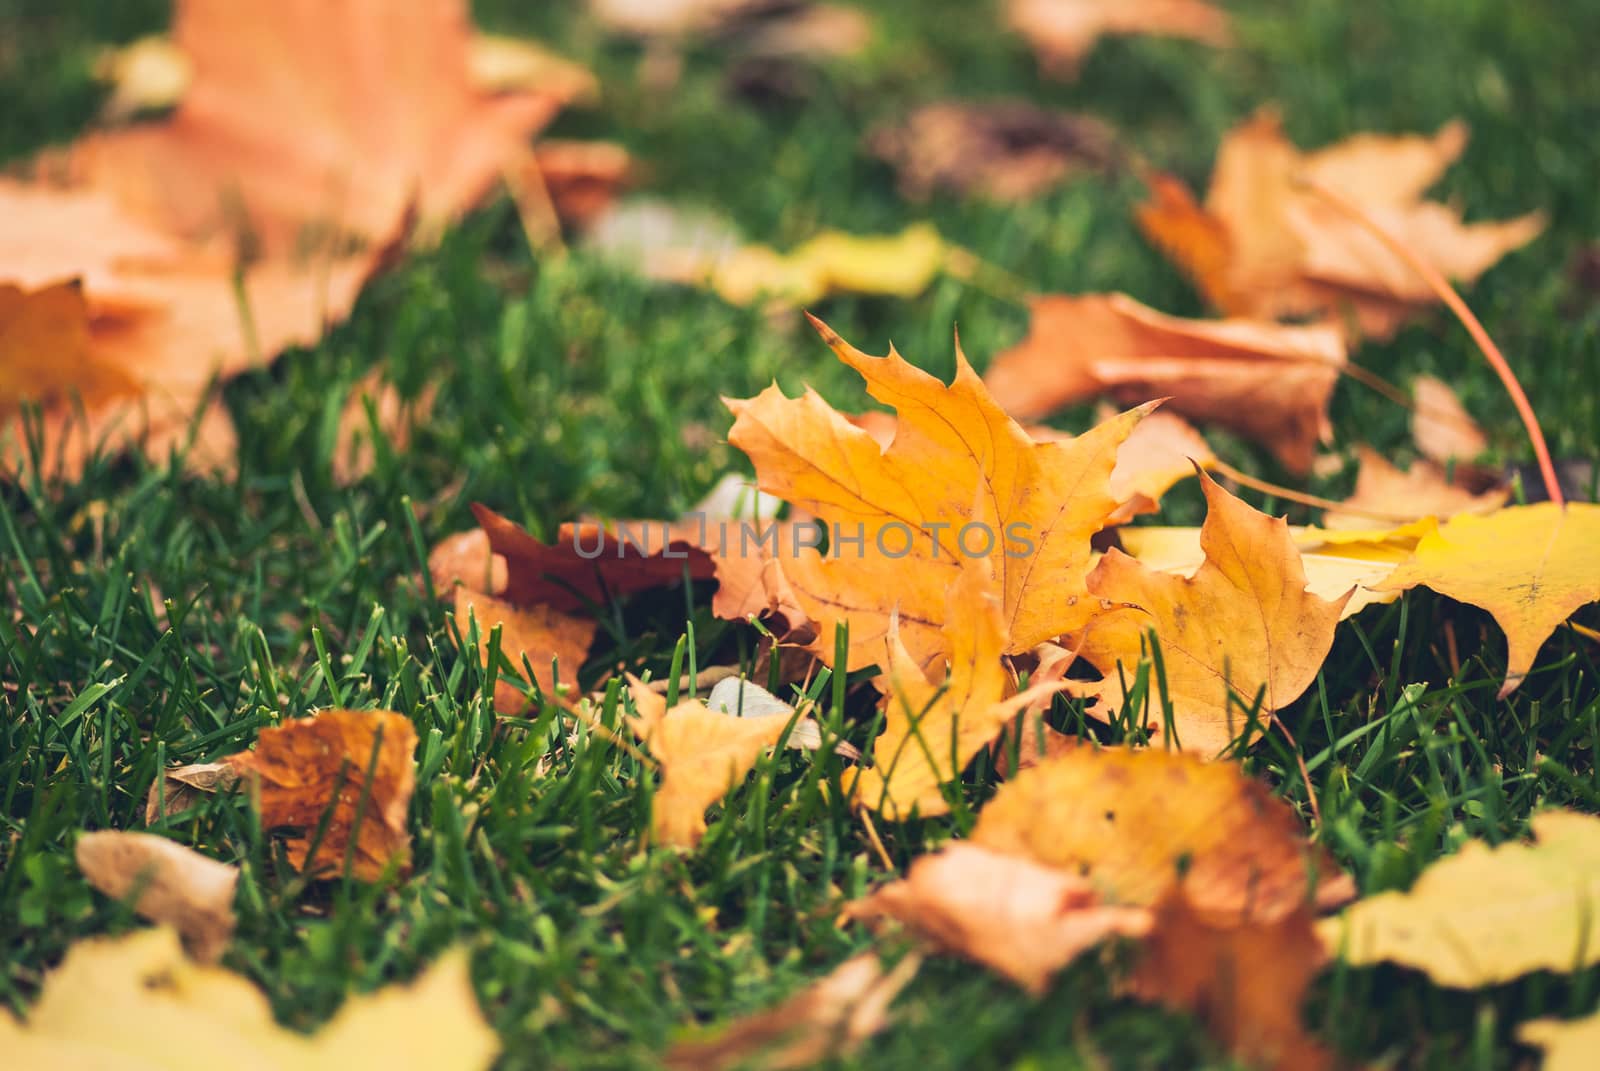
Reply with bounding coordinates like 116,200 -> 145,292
1007,0 -> 1230,77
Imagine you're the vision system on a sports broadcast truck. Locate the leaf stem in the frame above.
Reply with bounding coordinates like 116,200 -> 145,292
1208,459 -> 1418,523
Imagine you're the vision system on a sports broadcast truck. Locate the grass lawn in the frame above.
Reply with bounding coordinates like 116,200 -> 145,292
3,1 -> 1600,1067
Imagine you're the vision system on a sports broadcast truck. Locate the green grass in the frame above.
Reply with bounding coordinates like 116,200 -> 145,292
3,0 -> 1599,1067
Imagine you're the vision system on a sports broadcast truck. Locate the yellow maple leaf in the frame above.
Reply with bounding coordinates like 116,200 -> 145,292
1075,471 -> 1349,754
0,928 -> 498,1070
727,317 -> 1145,671
1320,810 -> 1600,988
1375,502 -> 1600,696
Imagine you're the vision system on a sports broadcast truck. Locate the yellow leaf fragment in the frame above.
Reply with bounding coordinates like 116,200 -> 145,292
711,224 -> 947,307
1519,1011 -> 1600,1071
1075,472 -> 1349,754
971,747 -> 1354,922
75,831 -> 237,963
1376,503 -> 1600,696
0,928 -> 498,1071
844,842 -> 1151,993
1320,810 -> 1600,988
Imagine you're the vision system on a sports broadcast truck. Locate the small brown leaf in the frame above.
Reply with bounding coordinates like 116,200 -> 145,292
75,831 -> 237,963
143,760 -> 239,825
455,586 -> 596,711
428,528 -> 509,596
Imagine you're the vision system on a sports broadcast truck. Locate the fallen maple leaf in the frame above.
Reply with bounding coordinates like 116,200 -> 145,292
1138,112 -> 1543,339
228,709 -> 418,881
1375,503 -> 1600,696
1007,0 -> 1230,78
1411,373 -> 1490,464
866,101 -> 1117,201
1520,1011 -> 1600,1071
75,831 -> 237,963
1074,472 -> 1350,754
627,676 -> 801,848
845,842 -> 1151,993
428,528 -> 509,597
971,746 -> 1354,922
663,950 -> 921,1071
456,587 -> 596,712
849,566 -> 1069,819
1133,892 -> 1335,1071
1322,446 -> 1505,529
0,928 -> 497,1070
984,292 -> 1346,474
65,0 -> 575,256
728,317 -> 1145,671
1321,810 -> 1600,988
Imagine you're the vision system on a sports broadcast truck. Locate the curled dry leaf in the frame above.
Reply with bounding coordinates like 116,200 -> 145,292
1138,112 -> 1543,339
144,760 -> 240,824
845,842 -> 1151,993
75,831 -> 237,963
1322,446 -> 1505,530
1411,373 -> 1489,464
229,709 -> 418,881
984,292 -> 1345,474
1321,810 -> 1600,988
1375,503 -> 1600,696
663,950 -> 921,1071
428,528 -> 509,596
727,316 -> 1145,671
866,101 -> 1117,202
1074,472 -> 1349,754
971,747 -> 1354,923
627,677 -> 800,848
332,369 -> 439,485
1007,0 -> 1230,77
455,587 -> 596,712
850,567 -> 1069,819
0,928 -> 498,1071
1133,892 -> 1335,1071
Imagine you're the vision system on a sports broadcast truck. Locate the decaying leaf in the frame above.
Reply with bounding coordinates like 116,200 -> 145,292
1074,472 -> 1349,754
455,587 -> 596,711
144,760 -> 240,825
627,676 -> 800,848
1411,373 -> 1489,464
1007,0 -> 1230,77
849,567 -> 1069,819
1320,810 -> 1600,987
845,842 -> 1151,993
1322,446 -> 1505,529
75,831 -> 237,963
984,292 -> 1346,474
1138,112 -> 1543,339
663,950 -> 921,1071
1375,503 -> 1600,696
728,317 -> 1145,671
971,746 -> 1354,922
867,101 -> 1117,201
0,928 -> 498,1071
1519,1011 -> 1600,1071
229,709 -> 418,880
65,0 -> 578,256
1133,892 -> 1335,1071
332,369 -> 438,485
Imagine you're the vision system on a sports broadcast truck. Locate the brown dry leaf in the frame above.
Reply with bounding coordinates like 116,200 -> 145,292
971,746 -> 1354,922
75,831 -> 237,963
428,528 -> 509,597
332,369 -> 438,485
527,140 -> 634,230
1133,892 -> 1336,1071
1073,472 -> 1349,754
727,316 -> 1146,671
1138,112 -> 1543,339
228,709 -> 417,881
1008,0 -> 1230,77
0,280 -> 136,415
626,677 -> 800,848
144,760 -> 240,825
474,503 -> 716,613
1375,503 -> 1600,696
844,842 -> 1151,993
66,0 -> 577,257
1323,446 -> 1505,529
0,928 -> 498,1071
984,292 -> 1346,474
455,587 -> 596,712
663,950 -> 921,1071
1411,373 -> 1489,464
866,101 -> 1117,201
848,566 -> 1070,819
